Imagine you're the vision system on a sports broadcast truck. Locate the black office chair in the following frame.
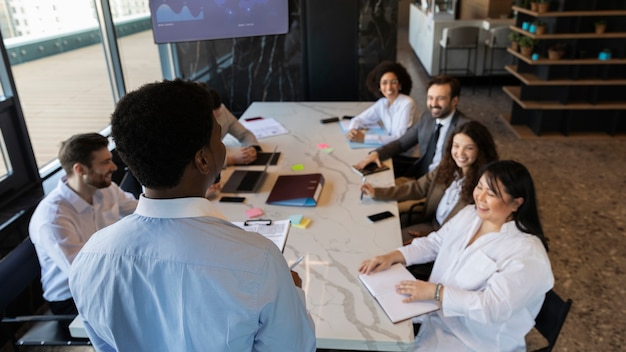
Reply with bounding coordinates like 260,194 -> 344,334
0,238 -> 91,351
532,289 -> 573,352
119,168 -> 142,199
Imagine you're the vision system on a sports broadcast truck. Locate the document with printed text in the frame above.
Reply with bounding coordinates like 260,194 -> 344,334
232,219 -> 290,252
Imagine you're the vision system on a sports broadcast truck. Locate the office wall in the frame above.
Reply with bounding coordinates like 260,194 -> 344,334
173,0 -> 398,115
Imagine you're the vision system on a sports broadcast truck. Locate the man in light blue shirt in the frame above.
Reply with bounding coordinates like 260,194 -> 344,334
69,79 -> 316,351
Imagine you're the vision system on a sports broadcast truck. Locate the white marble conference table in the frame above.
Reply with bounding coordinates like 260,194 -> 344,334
217,102 -> 415,351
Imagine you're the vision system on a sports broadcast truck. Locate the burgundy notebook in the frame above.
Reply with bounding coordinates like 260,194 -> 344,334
266,173 -> 324,207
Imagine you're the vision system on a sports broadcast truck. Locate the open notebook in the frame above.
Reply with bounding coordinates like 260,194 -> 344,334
222,148 -> 277,193
359,263 -> 439,323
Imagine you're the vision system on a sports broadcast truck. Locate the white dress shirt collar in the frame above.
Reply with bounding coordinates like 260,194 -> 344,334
135,195 -> 228,220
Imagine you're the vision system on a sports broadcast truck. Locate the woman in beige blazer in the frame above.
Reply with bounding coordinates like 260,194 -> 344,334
361,121 -> 498,244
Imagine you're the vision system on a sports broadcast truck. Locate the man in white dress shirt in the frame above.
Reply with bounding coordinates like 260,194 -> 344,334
29,133 -> 137,314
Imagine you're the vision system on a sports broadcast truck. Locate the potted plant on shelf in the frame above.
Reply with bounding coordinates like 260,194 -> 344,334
532,20 -> 547,35
548,43 -> 566,60
530,1 -> 538,12
537,0 -> 550,13
508,32 -> 521,52
518,36 -> 536,58
594,20 -> 607,34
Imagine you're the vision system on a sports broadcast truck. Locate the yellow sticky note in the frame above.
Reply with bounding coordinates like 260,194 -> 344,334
291,163 -> 305,171
292,217 -> 312,229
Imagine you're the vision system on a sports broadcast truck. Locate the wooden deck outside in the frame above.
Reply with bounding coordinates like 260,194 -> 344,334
10,30 -> 162,168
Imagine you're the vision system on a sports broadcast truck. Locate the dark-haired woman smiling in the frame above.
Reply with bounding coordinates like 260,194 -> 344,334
361,121 -> 498,244
359,160 -> 553,351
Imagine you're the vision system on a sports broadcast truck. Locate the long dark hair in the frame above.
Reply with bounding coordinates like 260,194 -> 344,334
436,121 -> 499,204
480,160 -> 549,251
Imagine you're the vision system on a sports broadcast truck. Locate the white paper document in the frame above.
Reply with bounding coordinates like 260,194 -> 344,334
232,219 -> 290,252
240,117 -> 289,139
359,263 -> 439,323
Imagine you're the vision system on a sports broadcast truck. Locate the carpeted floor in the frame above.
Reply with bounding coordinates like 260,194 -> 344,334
396,24 -> 626,352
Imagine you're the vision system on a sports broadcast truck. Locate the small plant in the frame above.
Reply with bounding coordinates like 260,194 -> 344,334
532,20 -> 547,34
518,35 -> 536,48
530,1 -> 538,11
550,43 -> 566,51
548,43 -> 566,59
508,31 -> 521,42
594,20 -> 607,34
536,0 -> 550,12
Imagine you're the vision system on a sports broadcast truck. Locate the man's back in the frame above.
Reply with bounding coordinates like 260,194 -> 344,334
69,197 -> 316,352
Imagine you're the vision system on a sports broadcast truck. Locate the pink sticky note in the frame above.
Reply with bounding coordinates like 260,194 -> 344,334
245,208 -> 264,218
317,143 -> 330,149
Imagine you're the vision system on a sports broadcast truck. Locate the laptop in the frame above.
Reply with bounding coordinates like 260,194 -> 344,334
221,147 -> 277,193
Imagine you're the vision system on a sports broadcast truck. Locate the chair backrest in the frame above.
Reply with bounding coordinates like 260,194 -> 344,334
119,168 -> 142,199
534,289 -> 573,352
441,26 -> 479,48
486,27 -> 511,48
0,238 -> 40,313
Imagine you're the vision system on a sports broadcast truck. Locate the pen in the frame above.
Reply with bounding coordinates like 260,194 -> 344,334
360,176 -> 366,201
289,256 -> 305,270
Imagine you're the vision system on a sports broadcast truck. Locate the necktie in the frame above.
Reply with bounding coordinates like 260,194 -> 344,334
412,123 -> 442,178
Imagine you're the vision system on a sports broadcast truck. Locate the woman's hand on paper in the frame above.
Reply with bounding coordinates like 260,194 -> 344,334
358,250 -> 405,275
346,129 -> 365,142
396,280 -> 437,303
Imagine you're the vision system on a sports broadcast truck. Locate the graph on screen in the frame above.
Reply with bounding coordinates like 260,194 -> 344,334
150,0 -> 288,43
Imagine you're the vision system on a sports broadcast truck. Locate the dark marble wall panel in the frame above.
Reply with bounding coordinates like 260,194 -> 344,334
358,0 -> 399,100
174,0 -> 397,116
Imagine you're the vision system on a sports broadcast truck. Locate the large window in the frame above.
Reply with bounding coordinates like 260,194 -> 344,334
0,0 -> 162,207
1,0 -> 160,171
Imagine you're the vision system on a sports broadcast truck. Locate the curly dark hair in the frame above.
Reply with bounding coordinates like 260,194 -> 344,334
365,61 -> 413,98
435,121 -> 499,204
111,79 -> 214,189
58,133 -> 109,175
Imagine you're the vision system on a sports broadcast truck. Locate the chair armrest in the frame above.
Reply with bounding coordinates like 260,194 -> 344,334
2,315 -> 77,323
406,198 -> 426,225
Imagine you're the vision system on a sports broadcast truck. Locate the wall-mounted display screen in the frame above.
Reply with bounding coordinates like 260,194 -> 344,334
149,0 -> 288,43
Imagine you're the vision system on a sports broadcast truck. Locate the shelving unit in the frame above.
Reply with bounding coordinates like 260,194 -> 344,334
505,2 -> 626,136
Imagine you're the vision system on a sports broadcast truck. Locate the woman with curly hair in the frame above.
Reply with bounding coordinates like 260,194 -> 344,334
346,61 -> 418,144
361,121 -> 498,245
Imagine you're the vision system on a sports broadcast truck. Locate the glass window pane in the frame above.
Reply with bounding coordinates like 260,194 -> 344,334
3,0 -> 114,168
0,129 -> 12,181
111,0 -> 162,93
